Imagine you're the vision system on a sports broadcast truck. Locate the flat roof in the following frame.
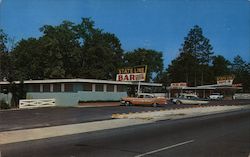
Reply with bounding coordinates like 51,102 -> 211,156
167,83 -> 242,90
0,78 -> 162,87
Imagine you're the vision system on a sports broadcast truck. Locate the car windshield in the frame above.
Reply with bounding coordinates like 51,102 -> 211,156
145,95 -> 154,98
138,95 -> 144,98
211,93 -> 220,95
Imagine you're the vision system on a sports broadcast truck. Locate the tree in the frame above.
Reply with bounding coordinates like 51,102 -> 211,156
0,29 -> 11,80
11,38 -> 46,80
231,55 -> 250,92
75,18 -> 124,79
166,25 -> 214,86
0,29 -> 7,54
211,55 -> 231,78
182,25 -> 213,85
123,48 -> 164,81
167,49 -> 199,86
9,18 -> 124,80
39,21 -> 81,78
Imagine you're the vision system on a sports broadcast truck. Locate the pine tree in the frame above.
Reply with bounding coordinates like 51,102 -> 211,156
167,25 -> 214,86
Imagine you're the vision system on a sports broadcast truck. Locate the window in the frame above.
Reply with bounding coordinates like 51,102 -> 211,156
31,84 -> 40,92
117,85 -> 126,92
139,95 -> 144,98
145,95 -> 154,98
43,84 -> 50,92
53,84 -> 61,92
65,83 -> 73,92
107,84 -> 114,92
95,84 -> 103,92
83,83 -> 92,91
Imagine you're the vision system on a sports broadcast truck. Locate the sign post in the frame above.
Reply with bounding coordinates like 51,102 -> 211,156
137,81 -> 141,95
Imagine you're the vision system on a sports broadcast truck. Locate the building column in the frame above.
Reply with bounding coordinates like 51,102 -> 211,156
104,84 -> 107,92
50,84 -> 53,92
40,84 -> 43,92
114,85 -> 117,93
61,83 -> 65,92
92,84 -> 96,92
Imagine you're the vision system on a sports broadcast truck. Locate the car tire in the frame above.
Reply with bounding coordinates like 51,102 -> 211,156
153,103 -> 158,107
176,100 -> 182,105
125,101 -> 130,106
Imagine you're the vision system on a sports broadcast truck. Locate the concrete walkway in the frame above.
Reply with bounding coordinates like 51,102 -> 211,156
1,105 -> 250,145
111,105 -> 250,120
0,119 -> 148,145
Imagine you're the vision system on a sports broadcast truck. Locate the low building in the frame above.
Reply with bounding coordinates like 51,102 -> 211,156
0,79 -> 162,106
167,83 -> 242,99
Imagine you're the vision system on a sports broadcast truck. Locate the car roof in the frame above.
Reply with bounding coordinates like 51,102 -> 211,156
138,93 -> 154,97
180,93 -> 198,97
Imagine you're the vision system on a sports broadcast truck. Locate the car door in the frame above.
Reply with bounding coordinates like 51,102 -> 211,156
144,95 -> 154,105
133,95 -> 145,105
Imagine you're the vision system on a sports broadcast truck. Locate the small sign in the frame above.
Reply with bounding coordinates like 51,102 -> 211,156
170,82 -> 188,88
232,83 -> 242,87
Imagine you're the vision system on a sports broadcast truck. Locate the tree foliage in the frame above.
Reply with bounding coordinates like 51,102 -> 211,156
4,18 -> 124,80
39,21 -> 81,78
167,25 -> 214,86
0,29 -> 14,81
76,18 -> 124,79
123,48 -> 164,81
231,55 -> 250,92
211,55 -> 230,78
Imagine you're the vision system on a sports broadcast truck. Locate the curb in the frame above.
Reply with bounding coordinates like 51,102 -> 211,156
111,105 -> 250,119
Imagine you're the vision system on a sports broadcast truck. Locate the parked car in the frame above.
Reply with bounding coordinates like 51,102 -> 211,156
121,93 -> 168,107
209,93 -> 223,100
172,93 -> 208,105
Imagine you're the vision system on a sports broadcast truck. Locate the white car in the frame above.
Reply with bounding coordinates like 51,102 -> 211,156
209,93 -> 223,100
172,93 -> 208,105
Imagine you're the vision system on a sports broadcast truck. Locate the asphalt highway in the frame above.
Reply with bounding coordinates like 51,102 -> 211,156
1,110 -> 249,157
1,99 -> 250,132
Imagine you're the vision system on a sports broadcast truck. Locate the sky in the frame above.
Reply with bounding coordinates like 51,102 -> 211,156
0,0 -> 249,67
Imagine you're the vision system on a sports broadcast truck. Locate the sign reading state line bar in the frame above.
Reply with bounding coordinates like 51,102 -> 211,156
116,65 -> 147,81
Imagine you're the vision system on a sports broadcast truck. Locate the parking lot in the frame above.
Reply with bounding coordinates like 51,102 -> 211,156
0,99 -> 250,132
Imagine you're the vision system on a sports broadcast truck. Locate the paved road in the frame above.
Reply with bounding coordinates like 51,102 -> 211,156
0,100 -> 250,131
1,110 -> 249,157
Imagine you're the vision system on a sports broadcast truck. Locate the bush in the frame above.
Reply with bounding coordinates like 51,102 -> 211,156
0,100 -> 10,109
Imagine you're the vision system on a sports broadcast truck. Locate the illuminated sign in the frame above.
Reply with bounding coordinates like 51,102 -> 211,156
116,65 -> 147,82
118,65 -> 147,74
216,75 -> 235,85
116,73 -> 145,81
232,83 -> 242,87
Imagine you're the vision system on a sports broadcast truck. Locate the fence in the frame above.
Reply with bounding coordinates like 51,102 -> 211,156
19,99 -> 56,109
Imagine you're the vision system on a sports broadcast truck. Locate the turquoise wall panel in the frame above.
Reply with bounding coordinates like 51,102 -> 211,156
78,91 -> 127,101
73,83 -> 83,92
27,91 -> 127,106
0,93 -> 12,104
